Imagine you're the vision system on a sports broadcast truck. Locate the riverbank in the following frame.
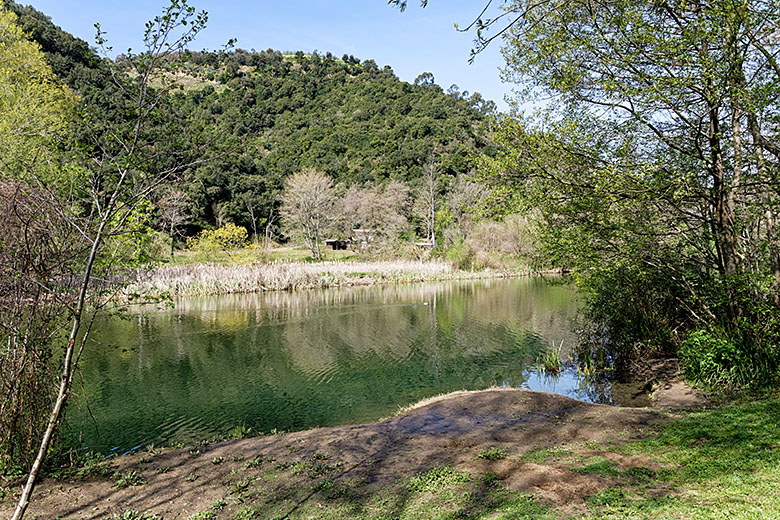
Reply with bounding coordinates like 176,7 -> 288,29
123,259 -> 531,297
5,386 -> 778,520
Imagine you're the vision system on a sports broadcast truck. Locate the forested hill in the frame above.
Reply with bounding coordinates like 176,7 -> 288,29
6,1 -> 495,232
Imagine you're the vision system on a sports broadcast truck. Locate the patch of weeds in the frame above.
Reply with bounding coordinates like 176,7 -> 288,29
230,455 -> 244,462
184,471 -> 199,482
407,466 -> 471,492
492,494 -> 555,519
243,456 -> 263,468
233,507 -> 258,520
583,440 -> 601,450
111,510 -> 161,520
228,423 -> 253,440
277,458 -> 343,478
536,341 -> 565,376
480,471 -> 502,486
211,499 -> 227,511
274,460 -> 296,471
311,479 -> 334,492
211,456 -> 224,465
625,466 -> 657,482
70,451 -> 111,480
311,450 -> 328,460
114,470 -> 146,488
573,457 -> 621,477
156,466 -> 171,474
171,441 -> 186,449
477,446 -> 509,461
228,476 -> 254,496
187,512 -> 216,520
522,445 -> 572,463
145,443 -> 160,455
188,447 -> 201,457
587,487 -> 626,507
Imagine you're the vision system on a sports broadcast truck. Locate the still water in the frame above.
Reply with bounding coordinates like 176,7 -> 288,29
66,277 -> 603,454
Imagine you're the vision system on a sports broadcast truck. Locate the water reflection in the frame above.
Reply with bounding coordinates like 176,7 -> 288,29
67,278 -> 584,453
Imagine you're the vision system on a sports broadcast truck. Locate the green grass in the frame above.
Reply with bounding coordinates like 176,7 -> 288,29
580,394 -> 780,519
521,445 -> 573,463
476,446 -> 509,461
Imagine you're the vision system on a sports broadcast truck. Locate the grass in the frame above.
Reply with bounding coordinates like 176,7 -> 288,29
535,341 -> 565,376
476,446 -> 509,461
578,393 -> 780,519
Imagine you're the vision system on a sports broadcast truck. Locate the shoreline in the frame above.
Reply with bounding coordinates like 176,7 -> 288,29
1,383 -> 720,520
1,389 -> 665,519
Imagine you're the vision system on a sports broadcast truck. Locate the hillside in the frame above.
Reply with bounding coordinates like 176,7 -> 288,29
6,1 -> 495,236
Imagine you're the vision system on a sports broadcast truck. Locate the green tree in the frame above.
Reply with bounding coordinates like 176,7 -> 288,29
475,0 -> 780,382
0,7 -> 75,181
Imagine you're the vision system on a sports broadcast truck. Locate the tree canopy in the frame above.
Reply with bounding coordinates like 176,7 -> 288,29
478,0 -> 780,386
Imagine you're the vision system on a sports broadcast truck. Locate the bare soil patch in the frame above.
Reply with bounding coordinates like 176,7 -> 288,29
0,388 -> 676,519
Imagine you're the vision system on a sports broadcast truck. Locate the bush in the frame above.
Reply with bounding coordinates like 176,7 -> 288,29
680,330 -> 749,389
680,325 -> 780,390
188,223 -> 249,252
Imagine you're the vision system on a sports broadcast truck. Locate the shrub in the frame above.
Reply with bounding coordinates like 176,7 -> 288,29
189,223 -> 249,252
680,327 -> 779,390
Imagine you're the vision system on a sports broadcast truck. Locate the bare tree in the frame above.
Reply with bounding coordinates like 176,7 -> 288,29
158,187 -> 193,258
414,157 -> 439,247
335,180 -> 411,255
280,168 -> 336,260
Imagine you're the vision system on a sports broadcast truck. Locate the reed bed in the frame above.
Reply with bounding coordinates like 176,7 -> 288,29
124,260 -> 517,297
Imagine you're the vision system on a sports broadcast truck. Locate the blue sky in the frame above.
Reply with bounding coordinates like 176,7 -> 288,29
25,1 -> 517,112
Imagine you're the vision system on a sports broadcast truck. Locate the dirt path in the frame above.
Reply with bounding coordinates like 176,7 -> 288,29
0,388 -> 690,519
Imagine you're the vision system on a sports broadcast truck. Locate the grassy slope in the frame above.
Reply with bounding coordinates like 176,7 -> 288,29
219,395 -> 780,520
245,396 -> 780,519
580,395 -> 780,519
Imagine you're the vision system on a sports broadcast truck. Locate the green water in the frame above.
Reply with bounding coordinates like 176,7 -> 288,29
66,277 -> 586,454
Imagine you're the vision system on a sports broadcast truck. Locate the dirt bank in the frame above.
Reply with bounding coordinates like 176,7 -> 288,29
0,388 -> 688,519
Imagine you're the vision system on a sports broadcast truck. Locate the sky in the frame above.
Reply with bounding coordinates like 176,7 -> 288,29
24,1 -> 519,112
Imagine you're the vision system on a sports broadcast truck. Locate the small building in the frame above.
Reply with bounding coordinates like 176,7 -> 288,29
325,239 -> 350,250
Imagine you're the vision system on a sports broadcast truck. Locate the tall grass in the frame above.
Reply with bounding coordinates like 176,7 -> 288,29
124,260 -> 517,297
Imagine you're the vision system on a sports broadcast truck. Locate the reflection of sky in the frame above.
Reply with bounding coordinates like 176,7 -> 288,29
506,368 -> 617,406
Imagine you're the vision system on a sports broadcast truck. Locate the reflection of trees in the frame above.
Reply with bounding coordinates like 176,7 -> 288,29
72,279 -> 582,451
99,279 -> 581,379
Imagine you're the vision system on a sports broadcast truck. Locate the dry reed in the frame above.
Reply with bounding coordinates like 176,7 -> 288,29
124,260 -> 516,297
